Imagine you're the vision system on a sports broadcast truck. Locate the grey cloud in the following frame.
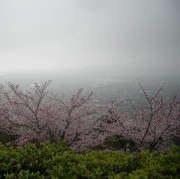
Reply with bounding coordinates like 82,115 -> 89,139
0,0 -> 180,75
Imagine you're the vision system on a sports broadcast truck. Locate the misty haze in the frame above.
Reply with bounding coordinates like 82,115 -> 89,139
0,0 -> 180,102
0,1 -> 180,176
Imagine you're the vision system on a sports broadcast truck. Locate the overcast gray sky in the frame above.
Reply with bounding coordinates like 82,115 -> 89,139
0,0 -> 180,75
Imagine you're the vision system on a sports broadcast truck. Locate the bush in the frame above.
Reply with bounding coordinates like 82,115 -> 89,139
0,142 -> 179,178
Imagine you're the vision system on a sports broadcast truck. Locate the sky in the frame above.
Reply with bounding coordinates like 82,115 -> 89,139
0,0 -> 180,75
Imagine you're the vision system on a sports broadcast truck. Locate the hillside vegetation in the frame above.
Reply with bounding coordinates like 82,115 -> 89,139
0,142 -> 180,178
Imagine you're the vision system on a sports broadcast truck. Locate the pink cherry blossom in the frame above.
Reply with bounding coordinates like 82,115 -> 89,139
0,81 -> 179,152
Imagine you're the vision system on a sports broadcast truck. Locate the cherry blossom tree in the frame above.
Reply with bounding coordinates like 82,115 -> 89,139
98,83 -> 180,152
0,81 -> 179,152
0,81 -> 101,150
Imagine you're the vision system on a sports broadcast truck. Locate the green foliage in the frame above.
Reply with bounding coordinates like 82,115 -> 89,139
0,132 -> 15,144
0,142 -> 179,178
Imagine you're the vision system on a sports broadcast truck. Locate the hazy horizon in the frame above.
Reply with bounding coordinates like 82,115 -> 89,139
0,0 -> 180,77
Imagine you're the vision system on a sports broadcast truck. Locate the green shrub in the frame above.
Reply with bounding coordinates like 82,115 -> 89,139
0,142 -> 179,178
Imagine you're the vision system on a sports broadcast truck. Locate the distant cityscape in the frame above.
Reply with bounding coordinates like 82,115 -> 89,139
0,69 -> 179,111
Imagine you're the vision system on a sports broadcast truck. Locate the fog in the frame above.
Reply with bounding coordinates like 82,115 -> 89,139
0,0 -> 180,78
